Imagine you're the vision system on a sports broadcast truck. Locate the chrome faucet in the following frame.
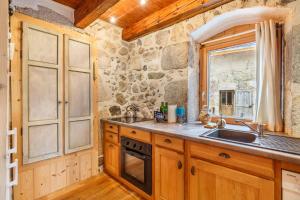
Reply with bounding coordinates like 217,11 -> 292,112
235,120 -> 264,138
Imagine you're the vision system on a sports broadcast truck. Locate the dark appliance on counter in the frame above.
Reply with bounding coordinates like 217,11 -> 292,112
121,136 -> 152,195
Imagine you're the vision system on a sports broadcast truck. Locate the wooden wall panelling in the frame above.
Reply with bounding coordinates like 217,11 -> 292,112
11,13 -> 99,200
50,159 -> 67,192
34,164 -> 51,198
0,0 -> 9,199
79,152 -> 92,181
14,170 -> 34,200
66,155 -> 80,185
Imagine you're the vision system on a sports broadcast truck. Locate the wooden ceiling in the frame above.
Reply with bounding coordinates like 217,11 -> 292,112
100,0 -> 179,28
54,0 -> 233,41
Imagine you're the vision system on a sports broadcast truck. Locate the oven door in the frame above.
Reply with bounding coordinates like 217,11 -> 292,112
121,148 -> 152,195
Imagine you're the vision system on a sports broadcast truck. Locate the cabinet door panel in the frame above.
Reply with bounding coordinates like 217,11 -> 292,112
28,66 -> 58,121
69,120 -> 91,149
69,39 -> 90,69
189,159 -> 274,200
29,124 -> 58,158
23,23 -> 63,164
104,142 -> 119,176
69,71 -> 90,117
28,27 -> 58,64
155,147 -> 184,200
65,35 -> 93,154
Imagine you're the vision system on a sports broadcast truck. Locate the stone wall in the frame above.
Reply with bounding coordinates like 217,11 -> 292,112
284,0 -> 300,136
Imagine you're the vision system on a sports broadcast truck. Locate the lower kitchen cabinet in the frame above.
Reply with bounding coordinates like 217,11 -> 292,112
104,142 -> 119,177
155,146 -> 184,200
188,158 -> 274,200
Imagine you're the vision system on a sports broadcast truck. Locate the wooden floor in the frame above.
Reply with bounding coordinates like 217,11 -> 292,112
52,173 -> 143,200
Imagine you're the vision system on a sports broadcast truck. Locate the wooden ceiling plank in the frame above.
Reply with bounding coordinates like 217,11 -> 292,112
75,0 -> 120,28
122,0 -> 234,41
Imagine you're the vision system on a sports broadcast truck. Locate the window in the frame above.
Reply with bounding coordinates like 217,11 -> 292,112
200,24 -> 256,120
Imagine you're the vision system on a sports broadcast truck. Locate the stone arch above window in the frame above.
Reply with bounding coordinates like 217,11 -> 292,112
190,6 -> 290,43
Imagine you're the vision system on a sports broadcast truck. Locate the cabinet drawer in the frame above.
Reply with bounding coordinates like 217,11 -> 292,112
105,131 -> 118,144
155,134 -> 184,153
189,142 -> 274,179
120,126 -> 151,143
104,123 -> 119,133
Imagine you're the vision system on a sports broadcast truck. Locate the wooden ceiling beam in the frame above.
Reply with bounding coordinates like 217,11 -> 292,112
122,0 -> 234,41
75,0 -> 120,28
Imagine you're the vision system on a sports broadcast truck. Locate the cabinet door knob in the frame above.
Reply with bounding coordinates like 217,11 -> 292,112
58,101 -> 62,104
191,166 -> 195,176
65,101 -> 69,104
177,161 -> 183,169
131,130 -> 136,134
219,152 -> 231,159
109,125 -> 113,129
109,144 -> 113,148
164,138 -> 172,144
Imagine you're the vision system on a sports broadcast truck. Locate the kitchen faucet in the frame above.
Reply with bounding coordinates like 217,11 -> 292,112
235,120 -> 265,138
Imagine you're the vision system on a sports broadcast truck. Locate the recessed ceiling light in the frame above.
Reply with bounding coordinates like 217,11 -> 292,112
110,16 -> 117,24
140,0 -> 147,6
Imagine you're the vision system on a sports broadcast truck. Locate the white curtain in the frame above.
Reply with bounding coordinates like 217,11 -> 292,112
255,20 -> 283,132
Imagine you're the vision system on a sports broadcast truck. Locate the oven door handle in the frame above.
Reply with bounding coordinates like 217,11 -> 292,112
126,150 -> 147,160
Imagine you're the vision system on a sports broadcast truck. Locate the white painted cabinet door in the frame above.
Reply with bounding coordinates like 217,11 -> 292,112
22,23 -> 63,164
64,36 -> 93,154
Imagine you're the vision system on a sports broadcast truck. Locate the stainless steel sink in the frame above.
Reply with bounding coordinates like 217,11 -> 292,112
205,129 -> 257,143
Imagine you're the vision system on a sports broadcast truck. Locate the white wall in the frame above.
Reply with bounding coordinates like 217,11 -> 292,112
11,0 -> 74,23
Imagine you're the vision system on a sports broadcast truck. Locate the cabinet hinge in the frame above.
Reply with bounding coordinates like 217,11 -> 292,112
93,62 -> 96,81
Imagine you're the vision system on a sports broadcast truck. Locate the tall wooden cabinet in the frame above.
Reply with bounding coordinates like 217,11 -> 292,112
22,24 -> 93,164
188,159 -> 274,200
155,146 -> 184,200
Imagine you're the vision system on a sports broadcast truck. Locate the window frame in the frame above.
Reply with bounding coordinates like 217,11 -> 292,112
199,24 -> 256,124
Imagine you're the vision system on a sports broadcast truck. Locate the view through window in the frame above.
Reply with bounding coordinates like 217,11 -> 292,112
208,42 -> 256,119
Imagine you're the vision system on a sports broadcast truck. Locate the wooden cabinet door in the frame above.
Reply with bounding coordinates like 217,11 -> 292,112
64,35 -> 93,153
104,142 -> 119,176
22,23 -> 63,164
155,147 -> 184,200
188,159 -> 274,200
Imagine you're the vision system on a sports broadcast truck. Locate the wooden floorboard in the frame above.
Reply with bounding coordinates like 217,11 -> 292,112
51,173 -> 144,200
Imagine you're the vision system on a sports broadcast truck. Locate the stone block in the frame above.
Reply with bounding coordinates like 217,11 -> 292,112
161,42 -> 189,70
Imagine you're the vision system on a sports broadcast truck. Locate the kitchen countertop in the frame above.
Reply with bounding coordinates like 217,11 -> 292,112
102,119 -> 300,165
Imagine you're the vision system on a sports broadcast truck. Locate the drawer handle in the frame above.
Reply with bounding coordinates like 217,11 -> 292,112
177,161 -> 183,169
164,138 -> 172,144
131,130 -> 136,134
191,166 -> 195,176
219,152 -> 231,159
109,135 -> 113,138
109,125 -> 113,129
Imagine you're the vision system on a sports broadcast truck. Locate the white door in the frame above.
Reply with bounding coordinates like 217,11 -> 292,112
64,35 -> 93,154
22,23 -> 63,164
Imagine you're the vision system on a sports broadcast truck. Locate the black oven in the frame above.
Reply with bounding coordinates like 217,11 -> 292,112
121,136 -> 152,195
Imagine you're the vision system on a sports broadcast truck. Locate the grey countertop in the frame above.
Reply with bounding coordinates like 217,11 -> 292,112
102,119 -> 300,165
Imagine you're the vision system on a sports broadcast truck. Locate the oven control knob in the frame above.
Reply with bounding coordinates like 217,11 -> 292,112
133,144 -> 136,148
139,146 -> 143,150
126,142 -> 130,145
